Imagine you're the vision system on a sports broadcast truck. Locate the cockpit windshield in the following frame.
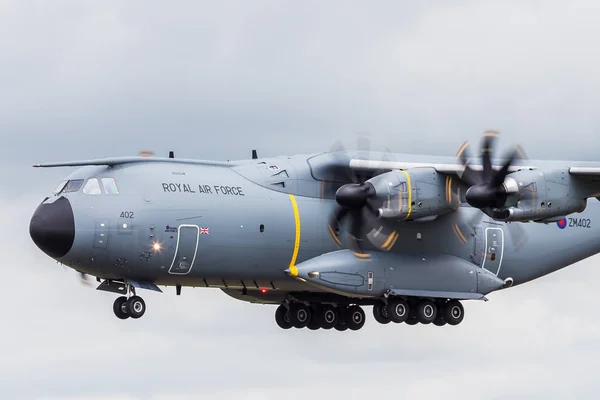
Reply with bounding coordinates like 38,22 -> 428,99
53,180 -> 68,194
101,178 -> 119,195
53,179 -> 84,195
53,177 -> 120,195
64,179 -> 84,193
83,178 -> 102,195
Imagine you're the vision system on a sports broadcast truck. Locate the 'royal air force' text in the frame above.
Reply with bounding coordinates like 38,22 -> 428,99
161,183 -> 244,196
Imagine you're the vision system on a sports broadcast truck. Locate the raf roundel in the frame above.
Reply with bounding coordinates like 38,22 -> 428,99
557,218 -> 567,230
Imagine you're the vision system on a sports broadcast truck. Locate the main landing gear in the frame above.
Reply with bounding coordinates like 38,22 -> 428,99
275,303 -> 367,331
274,298 -> 465,330
112,284 -> 147,320
375,298 -> 464,327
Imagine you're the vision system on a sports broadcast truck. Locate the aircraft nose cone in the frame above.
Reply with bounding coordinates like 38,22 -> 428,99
29,197 -> 75,258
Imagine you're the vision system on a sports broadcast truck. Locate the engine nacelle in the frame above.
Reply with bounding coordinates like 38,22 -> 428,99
493,169 -> 587,222
368,167 -> 456,221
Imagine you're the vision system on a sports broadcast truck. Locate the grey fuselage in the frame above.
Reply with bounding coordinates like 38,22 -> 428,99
32,152 -> 600,302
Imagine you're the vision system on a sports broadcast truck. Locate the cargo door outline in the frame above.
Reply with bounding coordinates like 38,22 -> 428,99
168,224 -> 200,275
481,227 -> 504,276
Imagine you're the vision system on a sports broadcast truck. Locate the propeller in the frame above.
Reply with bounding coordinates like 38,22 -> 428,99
457,130 -> 527,213
454,130 -> 529,250
79,271 -> 92,286
323,134 -> 398,255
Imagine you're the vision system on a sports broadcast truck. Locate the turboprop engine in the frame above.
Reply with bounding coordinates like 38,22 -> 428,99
289,250 -> 506,300
335,167 -> 457,222
456,130 -> 587,223
491,169 -> 587,222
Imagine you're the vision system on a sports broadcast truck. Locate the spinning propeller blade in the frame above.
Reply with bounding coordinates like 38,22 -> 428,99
324,134 -> 398,255
453,130 -> 529,250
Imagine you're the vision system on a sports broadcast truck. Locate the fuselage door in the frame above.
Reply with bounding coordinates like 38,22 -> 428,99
168,224 -> 200,275
481,227 -> 504,276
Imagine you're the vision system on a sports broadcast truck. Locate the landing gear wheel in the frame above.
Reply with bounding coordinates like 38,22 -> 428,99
289,303 -> 311,328
373,302 -> 391,324
443,300 -> 464,326
405,317 -> 419,325
113,296 -> 129,320
126,296 -> 146,319
346,305 -> 366,331
307,318 -> 321,330
387,298 -> 409,323
334,306 -> 349,331
275,305 -> 293,329
318,305 -> 338,329
416,299 -> 437,324
433,313 -> 447,326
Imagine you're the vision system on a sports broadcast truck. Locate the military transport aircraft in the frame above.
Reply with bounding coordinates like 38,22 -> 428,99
29,131 -> 600,331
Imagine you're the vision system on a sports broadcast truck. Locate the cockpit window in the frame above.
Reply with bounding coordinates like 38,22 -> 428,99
101,178 -> 119,195
83,178 -> 102,195
63,179 -> 84,193
53,180 -> 68,195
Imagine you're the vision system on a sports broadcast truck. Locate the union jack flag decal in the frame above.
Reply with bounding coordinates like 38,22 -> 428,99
200,227 -> 210,235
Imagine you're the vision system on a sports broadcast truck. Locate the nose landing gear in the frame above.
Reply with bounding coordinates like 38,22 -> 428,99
112,284 -> 147,320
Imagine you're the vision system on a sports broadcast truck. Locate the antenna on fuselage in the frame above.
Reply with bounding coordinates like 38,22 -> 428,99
169,151 -> 174,158
252,149 -> 258,159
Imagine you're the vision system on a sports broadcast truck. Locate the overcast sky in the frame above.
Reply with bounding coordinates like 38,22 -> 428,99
3,1 -> 600,399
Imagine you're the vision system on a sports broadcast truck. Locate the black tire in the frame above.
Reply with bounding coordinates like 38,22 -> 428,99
275,305 -> 292,329
289,303 -> 311,328
113,296 -> 129,320
387,298 -> 409,323
346,305 -> 366,331
443,300 -> 464,326
334,306 -> 349,331
373,302 -> 391,324
433,316 -> 447,326
416,299 -> 437,324
126,296 -> 146,319
307,318 -> 321,330
405,317 -> 419,325
318,305 -> 338,330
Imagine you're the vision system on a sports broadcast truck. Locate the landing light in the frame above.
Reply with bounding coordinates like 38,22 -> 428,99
152,242 -> 162,252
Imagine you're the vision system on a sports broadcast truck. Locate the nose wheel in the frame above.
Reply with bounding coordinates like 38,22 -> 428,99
112,284 -> 147,320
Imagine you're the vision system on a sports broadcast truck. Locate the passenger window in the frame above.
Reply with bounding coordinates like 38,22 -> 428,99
83,178 -> 102,195
101,178 -> 119,195
63,179 -> 84,193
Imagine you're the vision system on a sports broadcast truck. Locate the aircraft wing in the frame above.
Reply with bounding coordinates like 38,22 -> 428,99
348,159 -> 536,174
33,156 -> 237,168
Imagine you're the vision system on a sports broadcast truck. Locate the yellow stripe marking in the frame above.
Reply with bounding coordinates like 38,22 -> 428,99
456,141 -> 469,158
382,231 -> 399,251
387,232 -> 399,250
381,232 -> 396,250
328,225 -> 341,246
288,194 -> 301,277
353,252 -> 372,261
483,130 -> 499,137
448,177 -> 453,205
353,252 -> 371,258
454,224 -> 468,244
400,170 -> 412,219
